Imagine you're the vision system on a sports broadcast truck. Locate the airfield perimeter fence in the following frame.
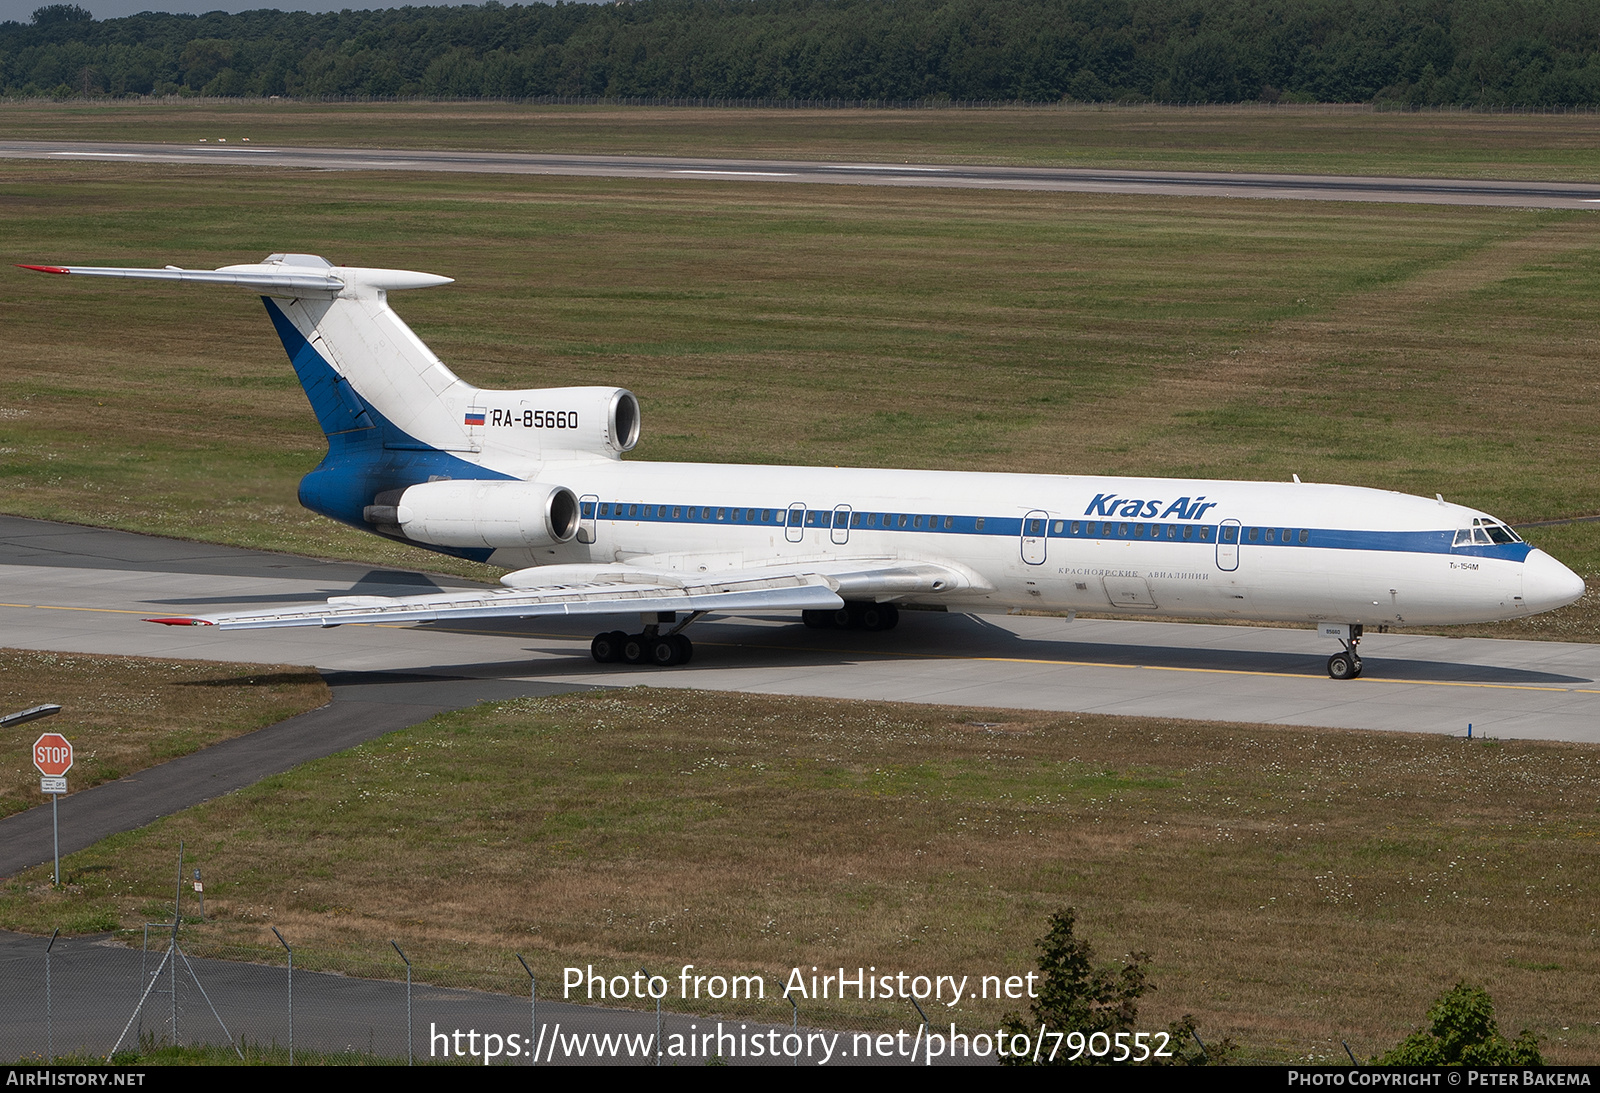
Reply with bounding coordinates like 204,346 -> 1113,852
1,926 -> 1040,1066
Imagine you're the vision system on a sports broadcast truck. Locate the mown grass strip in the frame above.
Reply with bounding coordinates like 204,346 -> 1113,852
11,102 -> 1600,181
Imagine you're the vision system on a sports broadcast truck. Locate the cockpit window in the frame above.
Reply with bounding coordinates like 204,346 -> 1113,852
1454,518 -> 1522,547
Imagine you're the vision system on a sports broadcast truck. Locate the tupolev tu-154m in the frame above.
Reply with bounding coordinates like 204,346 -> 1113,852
22,254 -> 1585,679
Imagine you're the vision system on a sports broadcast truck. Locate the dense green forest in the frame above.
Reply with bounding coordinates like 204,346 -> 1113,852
5,0 -> 1600,106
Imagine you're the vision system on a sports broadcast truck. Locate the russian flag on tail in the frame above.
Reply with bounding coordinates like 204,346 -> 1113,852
464,407 -> 486,426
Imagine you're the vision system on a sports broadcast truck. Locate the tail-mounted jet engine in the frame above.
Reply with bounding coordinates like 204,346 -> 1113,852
364,481 -> 580,549
466,387 -> 641,459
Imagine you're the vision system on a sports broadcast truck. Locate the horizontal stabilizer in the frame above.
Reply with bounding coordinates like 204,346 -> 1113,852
18,254 -> 452,296
19,263 -> 345,294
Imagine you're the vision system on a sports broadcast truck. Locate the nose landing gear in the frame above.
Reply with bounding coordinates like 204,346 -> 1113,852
1324,623 -> 1364,679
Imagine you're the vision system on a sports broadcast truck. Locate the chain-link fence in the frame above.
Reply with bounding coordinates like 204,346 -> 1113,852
3,927 -> 1002,1066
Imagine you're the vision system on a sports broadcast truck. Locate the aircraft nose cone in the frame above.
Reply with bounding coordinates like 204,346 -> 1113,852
1523,549 -> 1586,612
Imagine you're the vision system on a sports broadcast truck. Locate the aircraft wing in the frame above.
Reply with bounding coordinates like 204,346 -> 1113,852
147,567 -> 846,630
144,556 -> 982,631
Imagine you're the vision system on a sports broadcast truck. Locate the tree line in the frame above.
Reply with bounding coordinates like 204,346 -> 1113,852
6,0 -> 1600,107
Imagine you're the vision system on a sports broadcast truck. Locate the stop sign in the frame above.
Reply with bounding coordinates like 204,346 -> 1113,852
33,733 -> 73,777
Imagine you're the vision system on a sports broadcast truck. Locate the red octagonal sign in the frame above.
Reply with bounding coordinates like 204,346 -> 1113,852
33,733 -> 73,777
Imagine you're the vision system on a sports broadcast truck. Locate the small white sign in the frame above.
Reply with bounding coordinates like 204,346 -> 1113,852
40,776 -> 66,794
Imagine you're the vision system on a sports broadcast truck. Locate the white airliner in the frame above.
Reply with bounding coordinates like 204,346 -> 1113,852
23,254 -> 1585,679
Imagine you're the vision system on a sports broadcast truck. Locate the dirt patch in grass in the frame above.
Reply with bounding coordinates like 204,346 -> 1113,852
5,688 -> 1595,1062
0,649 -> 327,819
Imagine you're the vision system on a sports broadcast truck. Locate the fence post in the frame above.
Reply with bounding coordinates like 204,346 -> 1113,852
789,990 -> 799,1067
639,965 -> 660,1066
392,941 -> 412,1066
272,927 -> 293,1065
909,994 -> 930,1061
45,928 -> 59,1061
517,954 -> 536,1067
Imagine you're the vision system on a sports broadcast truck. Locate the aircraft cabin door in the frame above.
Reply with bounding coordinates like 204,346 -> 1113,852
786,503 -> 806,543
1020,509 -> 1049,565
832,505 -> 852,545
1216,519 -> 1241,572
577,494 -> 599,544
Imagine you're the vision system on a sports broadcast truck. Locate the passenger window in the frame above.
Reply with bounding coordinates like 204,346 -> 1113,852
1183,525 -> 1193,541
1201,527 -> 1212,541
1222,527 -> 1236,543
1071,521 -> 1081,535
1248,527 -> 1259,542
628,504 -> 638,517
600,503 -> 611,516
974,517 -> 985,531
672,507 -> 681,519
1299,529 -> 1309,543
1052,520 -> 1064,534
1266,529 -> 1276,543
945,516 -> 955,530
898,514 -> 909,527
1134,524 -> 1144,537
851,513 -> 861,527
916,515 -> 926,529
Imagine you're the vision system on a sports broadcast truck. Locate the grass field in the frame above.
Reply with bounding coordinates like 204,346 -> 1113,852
3,688 -> 1596,1062
4,111 -> 1600,1065
0,650 -> 326,822
8,101 -> 1600,181
4,154 -> 1600,634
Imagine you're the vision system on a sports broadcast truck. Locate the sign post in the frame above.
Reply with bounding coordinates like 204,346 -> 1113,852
33,732 -> 73,885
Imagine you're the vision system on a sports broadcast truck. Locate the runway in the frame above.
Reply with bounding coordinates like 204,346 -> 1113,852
5,139 -> 1600,208
5,515 -> 1600,744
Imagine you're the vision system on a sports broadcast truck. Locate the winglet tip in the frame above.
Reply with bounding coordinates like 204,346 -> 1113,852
18,264 -> 70,275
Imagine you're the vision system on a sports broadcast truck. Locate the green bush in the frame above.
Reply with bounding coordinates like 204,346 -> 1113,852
1001,906 -> 1235,1066
1376,984 -> 1542,1066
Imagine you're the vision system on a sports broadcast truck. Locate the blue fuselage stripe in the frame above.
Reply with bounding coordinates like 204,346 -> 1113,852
587,502 -> 1531,562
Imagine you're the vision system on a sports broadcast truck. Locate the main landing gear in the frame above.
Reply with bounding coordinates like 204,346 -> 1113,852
1326,623 -> 1364,680
801,601 -> 900,632
591,611 -> 701,667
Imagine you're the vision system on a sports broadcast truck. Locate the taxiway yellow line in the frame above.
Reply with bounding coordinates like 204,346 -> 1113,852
0,602 -> 149,615
419,623 -> 1600,694
6,602 -> 1596,695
